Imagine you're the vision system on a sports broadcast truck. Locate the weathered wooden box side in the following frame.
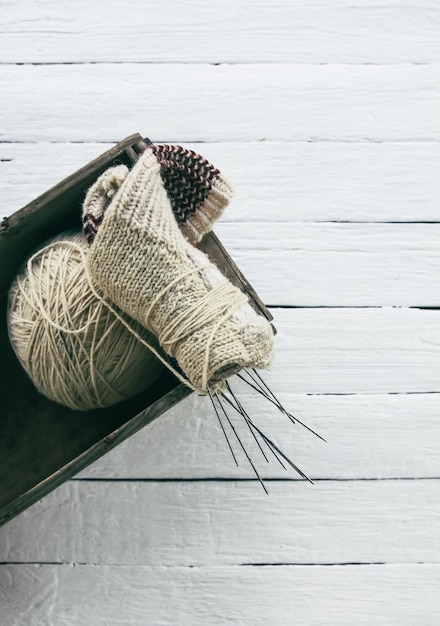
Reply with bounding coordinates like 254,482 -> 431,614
0,134 -> 272,527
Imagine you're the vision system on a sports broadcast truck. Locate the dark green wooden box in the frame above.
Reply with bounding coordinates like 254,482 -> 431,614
0,134 -> 272,526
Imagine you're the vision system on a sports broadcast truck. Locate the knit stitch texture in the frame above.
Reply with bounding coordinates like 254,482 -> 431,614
85,148 -> 274,393
82,144 -> 233,246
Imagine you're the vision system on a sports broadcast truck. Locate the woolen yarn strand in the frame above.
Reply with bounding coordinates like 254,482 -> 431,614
8,232 -> 163,411
85,148 -> 274,393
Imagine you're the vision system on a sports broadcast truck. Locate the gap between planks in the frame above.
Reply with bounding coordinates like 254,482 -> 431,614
0,561 -> 438,567
0,61 -> 437,66
69,476 -> 440,483
3,138 -> 440,144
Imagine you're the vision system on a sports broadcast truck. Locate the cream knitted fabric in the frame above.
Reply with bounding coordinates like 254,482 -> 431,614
85,148 -> 273,393
82,145 -> 233,246
82,164 -> 129,245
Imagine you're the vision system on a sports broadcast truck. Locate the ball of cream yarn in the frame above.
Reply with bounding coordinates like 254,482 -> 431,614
8,232 -> 163,411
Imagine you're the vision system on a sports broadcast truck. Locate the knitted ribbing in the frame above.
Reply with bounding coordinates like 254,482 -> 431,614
86,148 -> 273,392
82,145 -> 233,246
151,144 -> 233,244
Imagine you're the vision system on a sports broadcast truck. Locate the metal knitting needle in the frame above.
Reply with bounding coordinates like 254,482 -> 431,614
207,386 -> 239,467
213,390 -> 269,495
247,418 -> 314,484
220,390 -> 287,471
224,380 -> 269,463
238,369 -> 326,443
237,371 -> 281,407
224,381 -> 285,468
249,367 -> 326,442
243,368 -> 301,426
222,389 -> 313,483
226,393 -> 312,483
215,392 -> 269,494
236,372 -> 299,429
243,369 -> 298,427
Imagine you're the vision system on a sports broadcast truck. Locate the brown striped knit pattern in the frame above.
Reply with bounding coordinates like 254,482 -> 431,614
82,145 -> 233,246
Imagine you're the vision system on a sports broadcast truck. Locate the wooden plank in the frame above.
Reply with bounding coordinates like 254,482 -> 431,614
1,64 -> 439,142
248,308 -> 440,394
215,222 -> 440,306
77,393 -> 440,480
1,0 -> 439,64
2,480 -> 440,565
220,222 -> 440,252
1,563 -> 439,626
2,141 -> 439,223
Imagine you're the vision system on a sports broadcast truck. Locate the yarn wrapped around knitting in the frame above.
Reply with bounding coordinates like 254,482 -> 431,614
84,147 -> 274,393
8,232 -> 163,411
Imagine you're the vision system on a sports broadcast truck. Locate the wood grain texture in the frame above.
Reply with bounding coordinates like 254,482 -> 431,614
248,308 -> 440,394
2,480 -> 440,566
1,0 -> 439,64
2,141 -> 439,223
1,64 -> 439,142
215,222 -> 440,306
1,563 -> 439,626
76,393 -> 440,480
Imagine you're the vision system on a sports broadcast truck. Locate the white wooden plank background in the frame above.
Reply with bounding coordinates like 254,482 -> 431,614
2,564 -> 439,626
3,480 -> 440,565
1,64 -> 439,142
1,1 -> 439,624
1,0 -> 439,64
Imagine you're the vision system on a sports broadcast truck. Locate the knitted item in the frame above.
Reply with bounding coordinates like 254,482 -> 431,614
82,144 -> 233,246
84,148 -> 273,393
82,164 -> 129,245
